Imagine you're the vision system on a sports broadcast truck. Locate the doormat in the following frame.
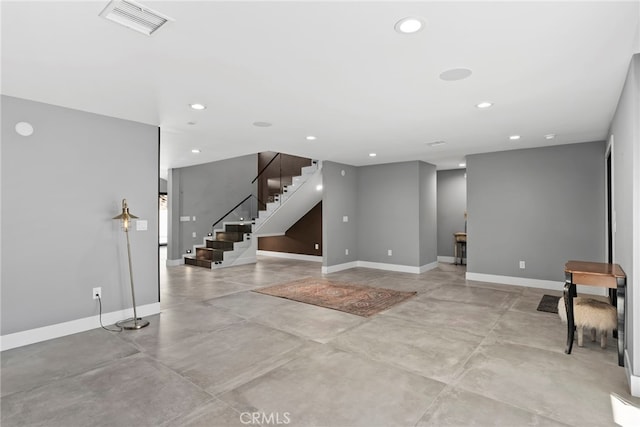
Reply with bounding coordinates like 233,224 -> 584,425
253,278 -> 416,317
537,294 -> 561,314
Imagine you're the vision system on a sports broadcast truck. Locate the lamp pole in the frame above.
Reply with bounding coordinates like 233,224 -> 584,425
113,199 -> 149,330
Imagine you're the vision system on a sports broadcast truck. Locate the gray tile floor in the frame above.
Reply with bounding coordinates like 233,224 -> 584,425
2,251 -> 638,426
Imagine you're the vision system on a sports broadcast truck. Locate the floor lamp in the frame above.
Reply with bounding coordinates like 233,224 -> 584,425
113,198 -> 149,330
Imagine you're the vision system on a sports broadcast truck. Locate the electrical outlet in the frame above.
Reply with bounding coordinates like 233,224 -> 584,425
519,260 -> 525,269
314,243 -> 319,250
388,249 -> 393,256
342,216 -> 349,222
93,287 -> 102,300
345,249 -> 349,255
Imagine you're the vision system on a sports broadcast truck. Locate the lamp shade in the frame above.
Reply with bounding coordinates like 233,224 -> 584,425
113,199 -> 138,231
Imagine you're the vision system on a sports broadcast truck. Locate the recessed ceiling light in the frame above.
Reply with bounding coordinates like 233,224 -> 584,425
439,68 -> 473,81
189,103 -> 206,110
459,163 -> 466,167
191,149 -> 201,153
15,121 -> 34,136
427,141 -> 446,147
476,102 -> 493,109
369,153 -> 377,157
252,121 -> 272,127
545,134 -> 556,140
509,135 -> 521,140
306,136 -> 317,141
394,17 -> 424,34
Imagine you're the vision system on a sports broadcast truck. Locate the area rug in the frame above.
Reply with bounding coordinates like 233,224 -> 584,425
537,294 -> 561,313
253,278 -> 416,317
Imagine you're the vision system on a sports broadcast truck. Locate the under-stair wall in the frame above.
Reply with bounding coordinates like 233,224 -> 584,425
258,202 -> 323,257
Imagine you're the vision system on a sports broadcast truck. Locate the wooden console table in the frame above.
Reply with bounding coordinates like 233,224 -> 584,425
564,260 -> 626,366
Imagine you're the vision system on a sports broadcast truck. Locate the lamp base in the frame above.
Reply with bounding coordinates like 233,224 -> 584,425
117,318 -> 150,330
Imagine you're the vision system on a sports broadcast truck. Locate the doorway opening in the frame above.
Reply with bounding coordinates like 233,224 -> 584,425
159,193 -> 168,246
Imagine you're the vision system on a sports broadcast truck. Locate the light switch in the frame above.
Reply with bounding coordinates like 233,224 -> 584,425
314,243 -> 319,250
180,216 -> 190,222
192,232 -> 197,238
388,249 -> 392,256
192,216 -> 196,221
343,216 -> 348,222
345,249 -> 349,255
136,220 -> 147,231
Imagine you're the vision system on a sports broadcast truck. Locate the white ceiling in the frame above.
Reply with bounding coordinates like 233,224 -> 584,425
2,1 -> 639,179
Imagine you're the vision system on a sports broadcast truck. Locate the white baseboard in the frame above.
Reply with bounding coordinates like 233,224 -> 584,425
438,256 -> 456,263
166,258 -> 184,266
465,272 -> 606,296
0,302 -> 161,351
322,261 -> 358,274
626,350 -> 640,397
257,250 -> 322,262
357,261 -> 423,274
322,260 -> 438,275
419,261 -> 439,273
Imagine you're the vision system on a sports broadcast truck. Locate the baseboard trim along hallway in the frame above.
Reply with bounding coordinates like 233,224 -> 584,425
465,272 -> 607,296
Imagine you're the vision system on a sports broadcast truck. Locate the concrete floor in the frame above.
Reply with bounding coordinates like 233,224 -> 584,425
1,252 -> 636,426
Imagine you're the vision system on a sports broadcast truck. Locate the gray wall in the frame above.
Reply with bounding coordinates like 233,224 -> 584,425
322,160 -> 437,270
609,53 -> 639,376
322,161 -> 358,266
1,95 -> 159,335
467,141 -> 606,282
357,162 -> 421,266
437,169 -> 467,258
167,155 -> 256,261
419,162 -> 438,266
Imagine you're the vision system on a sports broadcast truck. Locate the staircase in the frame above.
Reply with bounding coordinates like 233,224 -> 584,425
253,161 -> 322,236
184,160 -> 321,269
184,222 -> 256,268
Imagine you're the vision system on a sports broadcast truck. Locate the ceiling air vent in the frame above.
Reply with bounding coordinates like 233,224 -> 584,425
99,0 -> 173,36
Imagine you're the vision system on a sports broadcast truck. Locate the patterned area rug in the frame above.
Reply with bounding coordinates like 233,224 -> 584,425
537,294 -> 561,313
253,278 -> 416,317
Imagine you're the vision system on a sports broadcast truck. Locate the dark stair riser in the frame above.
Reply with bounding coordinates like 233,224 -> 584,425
215,231 -> 247,242
206,240 -> 235,250
196,247 -> 224,261
225,224 -> 252,233
185,258 -> 212,268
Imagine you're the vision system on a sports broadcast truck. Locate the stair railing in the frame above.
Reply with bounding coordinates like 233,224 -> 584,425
252,152 -> 312,208
210,194 -> 266,234
210,153 -> 315,235
252,152 -> 280,184
252,152 -> 286,206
